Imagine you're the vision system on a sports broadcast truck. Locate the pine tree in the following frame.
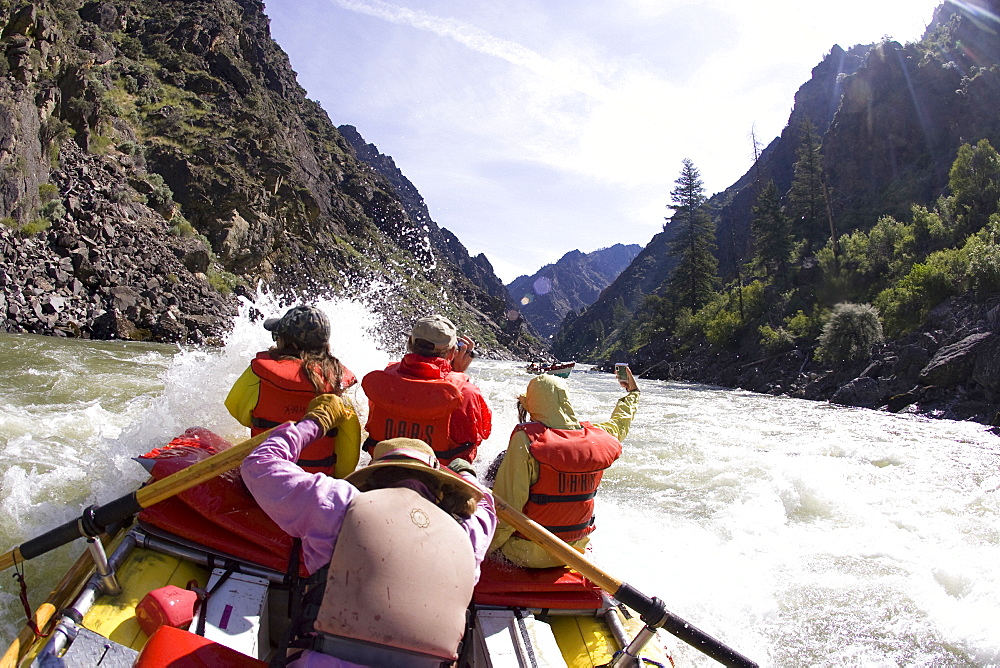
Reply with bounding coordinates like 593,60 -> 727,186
665,159 -> 718,313
787,119 -> 832,251
751,180 -> 793,278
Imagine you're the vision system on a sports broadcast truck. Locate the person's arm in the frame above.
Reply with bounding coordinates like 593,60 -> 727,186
225,366 -> 261,427
456,478 -> 497,583
241,419 -> 358,573
594,390 -> 640,441
332,405 -> 362,478
487,431 -> 537,554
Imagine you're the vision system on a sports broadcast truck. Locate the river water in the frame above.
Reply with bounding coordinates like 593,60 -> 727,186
1,294 -> 998,666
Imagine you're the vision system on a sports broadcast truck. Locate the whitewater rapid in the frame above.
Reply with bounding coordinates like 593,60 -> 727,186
1,293 -> 998,666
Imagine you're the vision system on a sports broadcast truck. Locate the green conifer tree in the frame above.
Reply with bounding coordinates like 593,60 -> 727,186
665,159 -> 718,313
751,180 -> 793,278
787,119 -> 832,252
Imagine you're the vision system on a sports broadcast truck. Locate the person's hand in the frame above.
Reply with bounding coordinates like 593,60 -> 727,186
448,458 -> 476,477
451,335 -> 477,372
623,367 -> 640,393
302,394 -> 347,433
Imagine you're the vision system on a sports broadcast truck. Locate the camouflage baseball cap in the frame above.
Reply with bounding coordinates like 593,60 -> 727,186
263,305 -> 330,350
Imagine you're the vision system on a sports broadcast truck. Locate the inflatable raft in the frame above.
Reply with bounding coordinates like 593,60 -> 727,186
3,428 -> 676,667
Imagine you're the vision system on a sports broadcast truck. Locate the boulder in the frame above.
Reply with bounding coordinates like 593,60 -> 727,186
831,376 -> 892,409
919,332 -> 993,388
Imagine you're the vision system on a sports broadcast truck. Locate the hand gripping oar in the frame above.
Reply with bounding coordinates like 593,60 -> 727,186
492,495 -> 758,668
0,429 -> 273,573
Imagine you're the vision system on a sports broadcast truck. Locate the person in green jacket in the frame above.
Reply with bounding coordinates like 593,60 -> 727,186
488,369 -> 640,568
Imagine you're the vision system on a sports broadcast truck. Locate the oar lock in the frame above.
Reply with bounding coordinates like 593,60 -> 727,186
77,505 -> 106,539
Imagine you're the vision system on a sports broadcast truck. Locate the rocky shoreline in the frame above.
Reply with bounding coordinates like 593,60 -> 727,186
625,294 -> 1000,430
1,142 -> 235,344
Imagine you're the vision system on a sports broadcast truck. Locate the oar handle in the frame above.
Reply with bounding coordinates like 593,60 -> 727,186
493,495 -> 757,668
2,495 -> 142,570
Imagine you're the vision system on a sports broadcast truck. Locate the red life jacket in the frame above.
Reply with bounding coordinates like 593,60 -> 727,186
516,422 -> 623,542
250,352 -> 352,476
362,365 -> 470,465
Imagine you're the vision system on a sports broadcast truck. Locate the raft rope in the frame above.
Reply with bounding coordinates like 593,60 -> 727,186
12,561 -> 49,638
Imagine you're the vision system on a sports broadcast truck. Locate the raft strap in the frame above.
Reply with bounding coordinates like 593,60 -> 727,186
12,562 -> 49,638
194,558 -> 239,637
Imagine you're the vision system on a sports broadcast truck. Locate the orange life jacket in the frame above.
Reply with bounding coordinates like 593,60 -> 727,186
516,421 -> 623,542
362,365 -> 470,465
250,353 -> 340,476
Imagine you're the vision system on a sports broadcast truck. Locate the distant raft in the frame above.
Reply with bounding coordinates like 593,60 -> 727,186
526,360 -> 576,378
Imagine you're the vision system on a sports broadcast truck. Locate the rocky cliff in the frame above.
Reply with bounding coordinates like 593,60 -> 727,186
507,244 -> 640,341
0,0 -> 539,356
554,0 -> 1000,426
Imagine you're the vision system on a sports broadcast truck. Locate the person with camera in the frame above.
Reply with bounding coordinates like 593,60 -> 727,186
362,315 -> 492,465
488,367 -> 639,568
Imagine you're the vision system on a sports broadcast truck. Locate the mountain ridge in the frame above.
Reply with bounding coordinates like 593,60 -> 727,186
507,244 -> 640,342
552,0 -> 1000,425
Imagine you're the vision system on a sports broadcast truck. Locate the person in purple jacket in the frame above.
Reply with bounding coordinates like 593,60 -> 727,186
241,393 -> 496,668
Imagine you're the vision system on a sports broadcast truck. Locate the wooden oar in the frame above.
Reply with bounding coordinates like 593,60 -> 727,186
493,495 -> 758,668
0,429 -> 273,573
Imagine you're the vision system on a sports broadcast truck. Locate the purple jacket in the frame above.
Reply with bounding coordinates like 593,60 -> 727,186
240,420 -> 498,667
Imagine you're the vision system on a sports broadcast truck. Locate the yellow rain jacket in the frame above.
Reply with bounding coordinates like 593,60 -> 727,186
489,374 -> 639,568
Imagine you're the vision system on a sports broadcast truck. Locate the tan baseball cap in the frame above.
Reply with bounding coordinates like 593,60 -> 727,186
409,315 -> 457,354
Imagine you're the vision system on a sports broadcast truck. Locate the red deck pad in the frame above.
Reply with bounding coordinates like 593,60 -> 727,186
473,558 -> 604,609
137,429 -> 305,576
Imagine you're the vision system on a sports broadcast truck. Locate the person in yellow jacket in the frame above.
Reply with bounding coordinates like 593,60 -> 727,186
488,368 -> 640,568
225,305 -> 361,478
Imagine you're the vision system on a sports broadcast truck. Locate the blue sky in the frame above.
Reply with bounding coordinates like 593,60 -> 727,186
263,0 -> 942,283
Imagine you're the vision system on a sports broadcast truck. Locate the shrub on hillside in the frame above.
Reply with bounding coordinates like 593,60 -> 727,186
815,303 -> 884,364
759,324 -> 795,354
965,215 -> 1000,295
875,247 -> 967,336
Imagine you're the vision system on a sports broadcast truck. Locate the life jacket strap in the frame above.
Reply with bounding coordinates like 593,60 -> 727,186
252,417 -> 339,439
528,491 -> 597,504
295,454 -> 336,468
434,442 -> 473,459
541,516 -> 595,534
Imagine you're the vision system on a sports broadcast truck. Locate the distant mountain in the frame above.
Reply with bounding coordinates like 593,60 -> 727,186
337,125 -> 513,311
507,244 -> 640,340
